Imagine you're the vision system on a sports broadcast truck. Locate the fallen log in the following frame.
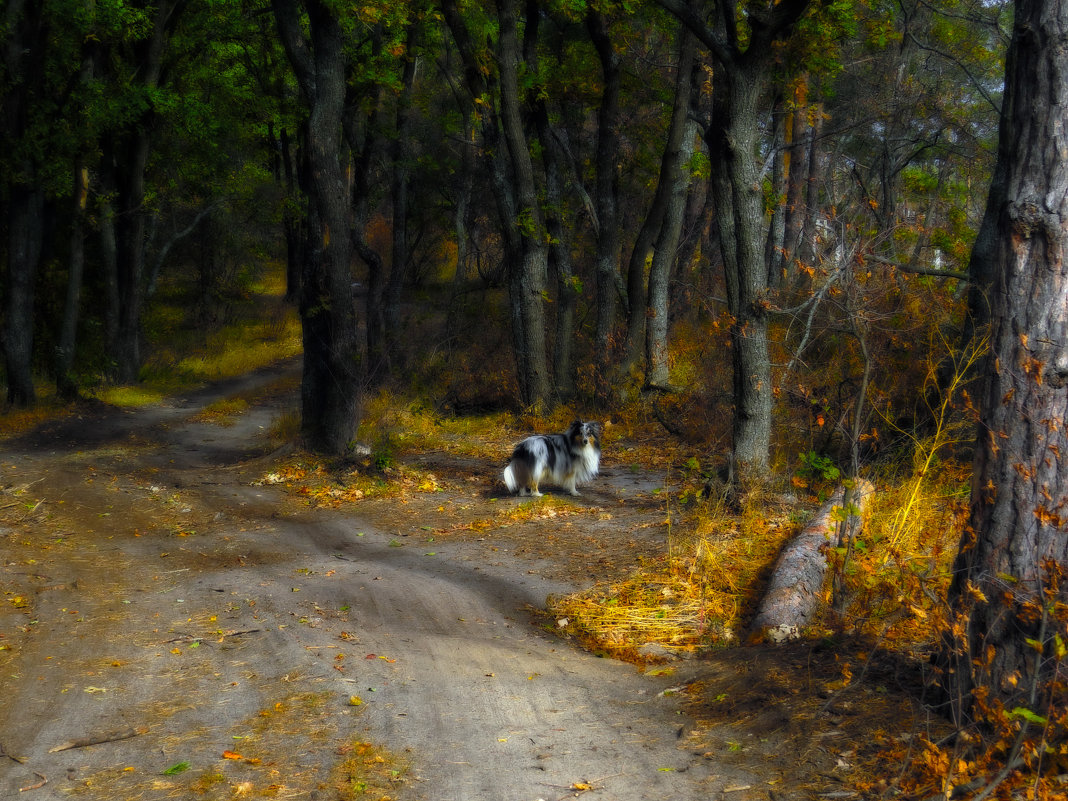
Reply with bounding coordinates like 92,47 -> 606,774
747,479 -> 874,643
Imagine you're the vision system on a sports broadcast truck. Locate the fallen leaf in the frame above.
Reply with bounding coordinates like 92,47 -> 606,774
222,750 -> 243,760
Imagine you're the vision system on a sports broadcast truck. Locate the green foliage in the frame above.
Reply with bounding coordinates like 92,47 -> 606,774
797,451 -> 840,483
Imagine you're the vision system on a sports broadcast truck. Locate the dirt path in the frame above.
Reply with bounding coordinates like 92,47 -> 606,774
0,364 -> 776,800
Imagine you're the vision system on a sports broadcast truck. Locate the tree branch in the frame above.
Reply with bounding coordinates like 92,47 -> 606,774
862,252 -> 969,281
655,0 -> 733,65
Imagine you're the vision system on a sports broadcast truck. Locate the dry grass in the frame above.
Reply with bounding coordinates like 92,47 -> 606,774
549,493 -> 804,660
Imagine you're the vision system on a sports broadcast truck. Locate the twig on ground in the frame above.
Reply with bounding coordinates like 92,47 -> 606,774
161,628 -> 262,644
18,772 -> 46,792
48,726 -> 147,753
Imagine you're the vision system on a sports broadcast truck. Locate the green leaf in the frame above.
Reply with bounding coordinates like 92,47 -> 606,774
1007,707 -> 1047,726
162,761 -> 190,775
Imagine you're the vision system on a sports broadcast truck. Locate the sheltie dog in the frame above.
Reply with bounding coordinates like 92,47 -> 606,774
502,420 -> 601,497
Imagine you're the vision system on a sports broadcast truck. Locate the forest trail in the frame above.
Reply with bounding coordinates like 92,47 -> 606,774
0,362 -> 894,800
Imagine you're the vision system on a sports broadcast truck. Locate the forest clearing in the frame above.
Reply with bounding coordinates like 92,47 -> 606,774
3,1 -> 1067,799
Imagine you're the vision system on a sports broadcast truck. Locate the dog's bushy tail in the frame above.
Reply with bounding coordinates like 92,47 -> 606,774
502,461 -> 519,494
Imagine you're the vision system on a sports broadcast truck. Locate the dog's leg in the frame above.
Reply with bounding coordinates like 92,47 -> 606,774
530,479 -> 542,497
563,470 -> 579,496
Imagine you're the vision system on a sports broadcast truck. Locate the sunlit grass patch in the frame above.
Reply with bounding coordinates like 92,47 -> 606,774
549,488 -> 803,661
93,384 -> 169,408
829,460 -> 969,650
188,397 -> 250,426
255,456 -> 449,508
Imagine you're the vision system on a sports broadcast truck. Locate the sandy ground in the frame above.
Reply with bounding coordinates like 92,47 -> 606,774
0,363 -> 919,800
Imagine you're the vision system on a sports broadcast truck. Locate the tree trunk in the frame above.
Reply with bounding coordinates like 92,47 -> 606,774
707,60 -> 774,483
384,21 -> 420,374
279,126 -> 304,303
528,6 -> 577,401
3,185 -> 44,406
587,10 -> 624,399
441,0 -> 550,410
1,0 -> 45,406
764,91 -> 787,289
940,0 -> 1068,721
56,163 -> 89,400
645,28 -> 698,390
273,0 -> 362,455
781,78 -> 810,279
497,0 -> 550,410
661,0 -> 812,487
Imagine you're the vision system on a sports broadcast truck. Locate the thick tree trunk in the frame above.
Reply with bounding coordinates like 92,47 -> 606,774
940,0 -> 1068,720
273,0 -> 362,454
706,61 -> 774,483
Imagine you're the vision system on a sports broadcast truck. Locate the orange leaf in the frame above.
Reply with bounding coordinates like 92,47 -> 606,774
223,750 -> 243,760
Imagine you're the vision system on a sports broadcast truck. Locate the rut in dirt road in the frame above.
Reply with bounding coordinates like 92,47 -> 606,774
0,367 -> 767,800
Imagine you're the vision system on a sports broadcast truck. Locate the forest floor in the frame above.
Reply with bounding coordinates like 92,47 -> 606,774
0,359 -> 938,800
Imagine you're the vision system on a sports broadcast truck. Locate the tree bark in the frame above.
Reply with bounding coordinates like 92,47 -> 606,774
502,2 -> 551,409
3,185 -> 44,406
645,27 -> 698,390
587,10 -> 624,399
56,162 -> 89,400
709,60 -> 774,482
383,21 -> 420,375
748,480 -> 874,643
273,0 -> 362,455
441,0 -> 551,410
940,0 -> 1068,721
661,0 -> 812,485
527,4 -> 577,401
1,0 -> 45,406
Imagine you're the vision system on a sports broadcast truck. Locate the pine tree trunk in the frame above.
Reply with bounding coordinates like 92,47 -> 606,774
940,0 -> 1068,721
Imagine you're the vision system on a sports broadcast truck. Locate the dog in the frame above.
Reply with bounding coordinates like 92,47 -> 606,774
502,420 -> 601,497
